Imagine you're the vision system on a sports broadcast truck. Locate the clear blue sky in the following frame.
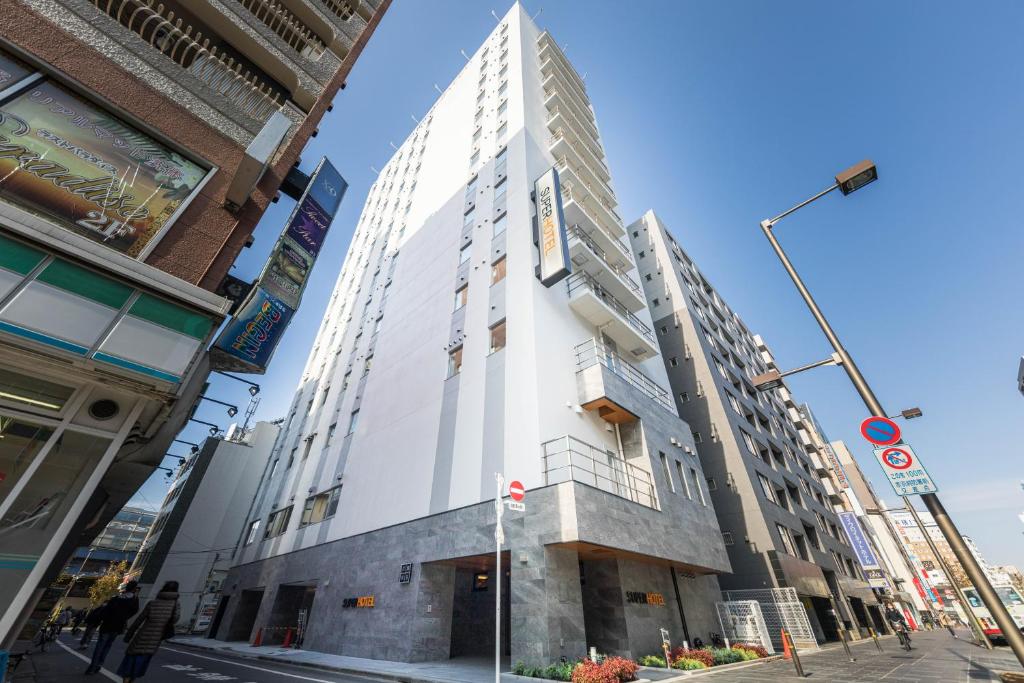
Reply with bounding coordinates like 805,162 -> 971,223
135,0 -> 1024,569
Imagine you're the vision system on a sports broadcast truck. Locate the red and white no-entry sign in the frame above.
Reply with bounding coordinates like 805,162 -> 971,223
508,480 -> 525,501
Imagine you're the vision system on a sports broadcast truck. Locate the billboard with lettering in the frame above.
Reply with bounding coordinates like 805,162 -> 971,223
534,167 -> 570,286
0,80 -> 210,257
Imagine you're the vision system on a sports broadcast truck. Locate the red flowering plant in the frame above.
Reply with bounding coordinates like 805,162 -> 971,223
669,648 -> 714,668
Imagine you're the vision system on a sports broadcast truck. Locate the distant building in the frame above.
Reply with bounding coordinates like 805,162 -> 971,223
65,506 -> 156,577
128,422 -> 279,633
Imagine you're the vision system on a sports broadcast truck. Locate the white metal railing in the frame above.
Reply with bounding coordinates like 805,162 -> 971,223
560,182 -> 630,258
566,272 -> 653,343
537,32 -> 588,94
319,0 -> 359,20
546,104 -> 602,152
566,225 -> 640,295
541,435 -> 656,509
92,0 -> 284,121
575,338 -> 673,413
554,153 -> 617,220
238,0 -> 326,58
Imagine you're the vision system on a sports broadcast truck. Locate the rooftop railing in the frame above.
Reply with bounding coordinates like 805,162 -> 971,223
575,338 -> 673,413
541,435 -> 656,509
567,271 -> 654,343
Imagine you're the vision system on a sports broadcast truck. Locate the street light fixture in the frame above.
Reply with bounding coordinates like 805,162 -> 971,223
752,355 -> 842,392
899,407 -> 923,420
213,370 -> 261,396
760,161 -> 1024,663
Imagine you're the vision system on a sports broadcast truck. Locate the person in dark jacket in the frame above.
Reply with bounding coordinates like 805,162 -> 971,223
117,581 -> 179,682
78,603 -> 106,650
84,580 -> 140,675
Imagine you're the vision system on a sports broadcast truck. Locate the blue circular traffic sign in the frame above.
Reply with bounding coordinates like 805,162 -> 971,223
860,416 -> 901,446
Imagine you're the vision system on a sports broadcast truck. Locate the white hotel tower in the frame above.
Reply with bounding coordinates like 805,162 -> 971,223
215,5 -> 730,664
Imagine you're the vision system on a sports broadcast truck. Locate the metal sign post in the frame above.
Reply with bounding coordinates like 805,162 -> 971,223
494,472 -> 504,683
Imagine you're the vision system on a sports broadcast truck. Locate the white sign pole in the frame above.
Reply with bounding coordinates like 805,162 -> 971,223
495,472 -> 505,683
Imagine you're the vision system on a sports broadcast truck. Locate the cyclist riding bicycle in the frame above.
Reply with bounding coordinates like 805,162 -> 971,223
885,603 -> 912,649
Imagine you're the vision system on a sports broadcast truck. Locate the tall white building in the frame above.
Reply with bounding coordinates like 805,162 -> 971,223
214,5 -> 729,665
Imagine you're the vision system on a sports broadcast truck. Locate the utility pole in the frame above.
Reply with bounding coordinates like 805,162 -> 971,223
758,162 -> 1024,665
494,472 -> 505,683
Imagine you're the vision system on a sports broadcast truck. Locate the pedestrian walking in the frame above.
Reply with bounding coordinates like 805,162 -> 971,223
55,606 -> 73,633
939,612 -> 959,639
71,608 -> 87,635
84,580 -> 140,675
78,603 -> 106,650
116,581 -> 180,682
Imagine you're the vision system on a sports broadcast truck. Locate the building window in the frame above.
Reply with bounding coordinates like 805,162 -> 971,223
776,523 -> 796,556
472,126 -> 482,143
675,460 -> 691,499
287,447 -> 297,469
467,176 -> 478,196
706,477 -> 718,491
454,285 -> 468,311
722,532 -> 734,546
496,122 -> 507,139
494,178 -> 507,202
741,430 -> 757,454
244,520 -> 261,545
464,206 -> 476,228
363,355 -> 373,375
660,452 -> 674,493
692,431 -> 702,443
347,409 -> 360,435
448,346 -> 463,377
491,256 -> 507,284
300,486 -> 342,527
757,473 -> 777,504
679,392 -> 689,403
268,459 -> 279,480
326,423 -> 337,447
459,242 -> 472,264
793,533 -> 810,561
669,357 -> 678,367
497,99 -> 507,117
690,468 -> 706,505
493,212 -> 507,236
470,150 -> 480,166
489,320 -> 507,353
264,506 -> 293,539
498,81 -> 507,96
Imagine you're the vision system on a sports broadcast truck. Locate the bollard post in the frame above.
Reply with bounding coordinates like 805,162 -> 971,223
868,627 -> 883,652
838,628 -> 856,662
783,629 -> 805,678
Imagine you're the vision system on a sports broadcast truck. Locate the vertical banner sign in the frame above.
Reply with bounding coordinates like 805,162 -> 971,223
838,511 -> 884,585
212,158 -> 346,373
534,167 -> 571,286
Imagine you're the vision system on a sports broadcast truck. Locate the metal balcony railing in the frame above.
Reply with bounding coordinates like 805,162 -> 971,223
574,338 -> 673,413
546,104 -> 602,152
541,435 -> 656,509
566,225 -> 640,295
567,272 -> 653,342
239,0 -> 327,58
91,0 -> 285,121
560,183 -> 629,256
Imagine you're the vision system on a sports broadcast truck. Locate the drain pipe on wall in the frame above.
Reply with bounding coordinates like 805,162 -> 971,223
670,567 -> 692,648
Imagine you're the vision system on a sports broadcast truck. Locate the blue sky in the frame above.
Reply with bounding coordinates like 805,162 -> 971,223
135,0 -> 1024,569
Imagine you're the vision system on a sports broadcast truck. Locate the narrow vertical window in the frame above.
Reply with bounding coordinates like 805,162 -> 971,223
454,285 -> 468,311
489,320 -> 507,353
347,409 -> 360,435
660,452 -> 674,493
690,468 -> 706,505
448,346 -> 463,377
491,256 -> 507,285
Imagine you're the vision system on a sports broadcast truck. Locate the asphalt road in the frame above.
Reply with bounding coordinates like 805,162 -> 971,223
29,633 -> 387,683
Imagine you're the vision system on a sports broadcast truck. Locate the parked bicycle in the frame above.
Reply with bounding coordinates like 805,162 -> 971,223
32,620 -> 60,652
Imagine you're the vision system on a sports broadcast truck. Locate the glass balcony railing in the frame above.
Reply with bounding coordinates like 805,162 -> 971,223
566,272 -> 654,343
574,338 -> 673,413
541,435 -> 656,509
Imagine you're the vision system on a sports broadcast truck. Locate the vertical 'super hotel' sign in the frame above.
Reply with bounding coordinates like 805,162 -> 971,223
534,167 -> 570,286
212,158 -> 346,373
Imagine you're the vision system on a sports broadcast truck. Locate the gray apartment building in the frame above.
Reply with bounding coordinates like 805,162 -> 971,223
628,210 -> 876,642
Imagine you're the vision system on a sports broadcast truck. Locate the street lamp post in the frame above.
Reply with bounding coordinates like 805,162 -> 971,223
760,161 -> 1024,665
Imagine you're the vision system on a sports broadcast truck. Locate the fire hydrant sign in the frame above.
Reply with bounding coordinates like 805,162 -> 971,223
873,444 -> 938,496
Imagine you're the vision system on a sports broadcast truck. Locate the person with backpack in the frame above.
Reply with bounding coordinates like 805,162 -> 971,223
116,581 -> 180,682
84,580 -> 140,675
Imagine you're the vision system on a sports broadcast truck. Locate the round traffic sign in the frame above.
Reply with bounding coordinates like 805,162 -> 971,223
508,480 -> 525,502
880,447 -> 913,470
860,416 -> 901,446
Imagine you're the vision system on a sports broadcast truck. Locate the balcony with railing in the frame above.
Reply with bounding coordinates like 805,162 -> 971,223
554,153 -> 620,232
566,225 -> 643,311
546,104 -> 603,161
560,180 -> 628,260
537,32 -> 588,94
238,0 -> 328,58
541,435 -> 657,509
540,56 -> 591,115
575,338 -> 674,420
567,272 -> 657,360
90,0 -> 289,124
541,75 -> 596,135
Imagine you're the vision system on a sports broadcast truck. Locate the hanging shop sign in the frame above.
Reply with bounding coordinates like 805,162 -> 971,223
211,287 -> 293,373
399,563 -> 413,584
258,157 -> 346,310
534,167 -> 571,287
625,591 -> 665,606
0,80 -> 210,257
211,158 -> 345,374
837,511 -> 880,569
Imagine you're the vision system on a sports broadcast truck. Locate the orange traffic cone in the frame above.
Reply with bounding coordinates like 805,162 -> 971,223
782,629 -> 792,660
251,627 -> 262,647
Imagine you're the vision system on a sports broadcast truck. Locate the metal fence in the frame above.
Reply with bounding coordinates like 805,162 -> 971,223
715,600 -> 775,654
722,587 -> 819,650
541,435 -> 656,509
574,338 -> 673,413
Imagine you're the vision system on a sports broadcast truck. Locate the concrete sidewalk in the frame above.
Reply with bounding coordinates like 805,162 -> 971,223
171,636 -> 510,683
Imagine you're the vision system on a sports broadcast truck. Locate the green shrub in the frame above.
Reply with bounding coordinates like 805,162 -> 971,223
543,662 -> 575,681
638,655 -> 666,667
733,643 -> 769,658
710,647 -> 745,665
670,648 -> 714,668
671,658 -> 707,671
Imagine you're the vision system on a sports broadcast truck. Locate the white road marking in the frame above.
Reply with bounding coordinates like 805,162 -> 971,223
163,646 -> 381,683
55,639 -> 120,682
